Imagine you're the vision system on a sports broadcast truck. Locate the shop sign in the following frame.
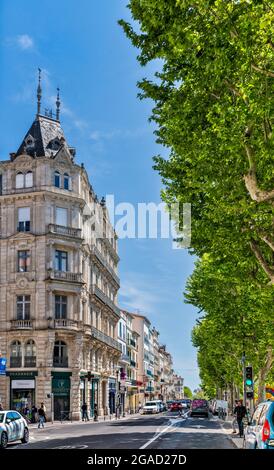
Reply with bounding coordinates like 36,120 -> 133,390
12,380 -> 35,389
52,378 -> 70,396
0,358 -> 7,375
6,371 -> 38,378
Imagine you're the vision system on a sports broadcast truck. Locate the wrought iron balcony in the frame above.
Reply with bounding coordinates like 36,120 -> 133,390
91,326 -> 122,352
53,356 -> 68,368
91,246 -> 120,286
24,356 -> 36,367
91,285 -> 120,317
10,357 -> 22,368
49,270 -> 83,283
54,319 -> 78,329
48,224 -> 82,239
11,319 -> 33,329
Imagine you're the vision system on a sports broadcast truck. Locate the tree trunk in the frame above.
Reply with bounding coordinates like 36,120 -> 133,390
257,348 -> 273,403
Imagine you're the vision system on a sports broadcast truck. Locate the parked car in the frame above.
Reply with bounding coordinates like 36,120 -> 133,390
170,401 -> 183,412
166,400 -> 174,410
141,401 -> 160,415
177,400 -> 188,409
243,400 -> 274,449
0,410 -> 29,448
154,400 -> 165,412
190,399 -> 209,418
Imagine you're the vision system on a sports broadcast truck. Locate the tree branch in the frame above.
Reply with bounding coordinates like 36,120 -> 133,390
261,235 -> 274,252
250,240 -> 274,283
251,63 -> 274,78
243,145 -> 274,202
224,80 -> 248,103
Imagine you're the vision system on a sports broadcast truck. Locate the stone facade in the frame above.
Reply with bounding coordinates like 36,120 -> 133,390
0,111 -> 121,420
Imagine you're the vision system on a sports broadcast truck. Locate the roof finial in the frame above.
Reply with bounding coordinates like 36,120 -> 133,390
56,87 -> 61,121
37,68 -> 42,116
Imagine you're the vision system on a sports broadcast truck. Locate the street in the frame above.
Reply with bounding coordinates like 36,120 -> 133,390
7,412 -> 236,450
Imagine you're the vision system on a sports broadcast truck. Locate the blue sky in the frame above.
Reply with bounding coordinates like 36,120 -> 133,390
0,0 -> 200,389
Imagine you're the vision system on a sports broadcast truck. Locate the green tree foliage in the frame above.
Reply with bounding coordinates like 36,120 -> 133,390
183,386 -> 193,398
120,1 -> 274,396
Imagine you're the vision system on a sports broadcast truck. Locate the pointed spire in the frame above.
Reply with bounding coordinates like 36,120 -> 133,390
56,87 -> 61,121
37,68 -> 42,116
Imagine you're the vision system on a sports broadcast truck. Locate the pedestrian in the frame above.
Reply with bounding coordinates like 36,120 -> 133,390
233,400 -> 247,437
0,403 -> 3,411
81,402 -> 89,421
231,400 -> 238,433
31,405 -> 38,423
93,403 -> 98,422
38,405 -> 46,428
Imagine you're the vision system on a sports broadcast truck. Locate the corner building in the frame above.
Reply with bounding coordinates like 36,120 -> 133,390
0,100 -> 121,420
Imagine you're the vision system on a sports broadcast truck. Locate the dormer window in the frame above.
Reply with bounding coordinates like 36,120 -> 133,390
16,171 -> 33,189
48,138 -> 61,151
54,171 -> 61,188
64,173 -> 70,190
24,134 -> 34,149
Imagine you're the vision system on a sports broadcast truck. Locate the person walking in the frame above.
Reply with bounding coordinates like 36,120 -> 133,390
37,405 -> 46,428
93,403 -> 98,422
231,400 -> 238,433
31,405 -> 38,423
233,400 -> 247,437
0,403 -> 3,411
81,402 -> 89,421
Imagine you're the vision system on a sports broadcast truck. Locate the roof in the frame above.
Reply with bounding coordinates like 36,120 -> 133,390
15,114 -> 73,159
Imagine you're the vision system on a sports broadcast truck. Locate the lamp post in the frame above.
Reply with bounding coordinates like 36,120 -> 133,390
115,368 -> 120,419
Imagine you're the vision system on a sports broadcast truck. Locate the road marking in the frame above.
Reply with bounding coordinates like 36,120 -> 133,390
139,416 -> 187,450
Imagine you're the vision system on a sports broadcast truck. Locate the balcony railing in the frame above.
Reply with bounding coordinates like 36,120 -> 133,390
11,320 -> 33,329
54,319 -> 78,329
53,357 -> 68,368
91,326 -> 122,352
91,285 -> 120,317
49,224 -> 82,239
49,270 -> 83,283
10,357 -> 22,368
121,354 -> 130,363
91,246 -> 120,286
24,356 -> 36,367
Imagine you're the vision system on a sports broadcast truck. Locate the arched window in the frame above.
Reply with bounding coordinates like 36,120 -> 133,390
25,340 -> 36,367
25,171 -> 33,188
10,341 -> 22,368
54,171 -> 61,188
16,172 -> 24,189
53,341 -> 68,367
63,173 -> 70,190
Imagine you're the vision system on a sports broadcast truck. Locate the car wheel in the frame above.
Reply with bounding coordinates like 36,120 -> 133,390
0,432 -> 8,449
21,428 -> 29,444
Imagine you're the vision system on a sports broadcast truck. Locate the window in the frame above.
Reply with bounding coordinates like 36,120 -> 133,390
10,341 -> 22,368
54,171 -> 61,188
64,173 -> 70,190
55,250 -> 68,271
119,322 -> 122,339
18,207 -> 30,232
25,171 -> 33,188
16,295 -> 31,320
55,295 -> 67,319
16,172 -> 24,189
24,340 -> 36,367
56,207 -> 68,226
53,341 -> 68,367
18,250 -> 31,272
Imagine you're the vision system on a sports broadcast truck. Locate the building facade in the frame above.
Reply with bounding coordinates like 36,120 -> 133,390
0,89 -> 121,420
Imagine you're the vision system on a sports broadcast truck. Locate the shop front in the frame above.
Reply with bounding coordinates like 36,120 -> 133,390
52,372 -> 71,420
7,371 -> 37,414
108,378 -> 116,415
89,376 -> 99,417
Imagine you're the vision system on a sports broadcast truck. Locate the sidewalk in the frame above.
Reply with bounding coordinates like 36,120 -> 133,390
28,412 -> 141,430
218,415 -> 244,449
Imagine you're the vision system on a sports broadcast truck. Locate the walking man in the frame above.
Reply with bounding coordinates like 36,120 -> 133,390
233,400 -> 247,437
38,405 -> 46,428
93,403 -> 98,422
81,402 -> 89,421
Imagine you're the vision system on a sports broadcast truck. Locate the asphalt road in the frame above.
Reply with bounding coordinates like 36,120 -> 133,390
7,412 -> 236,450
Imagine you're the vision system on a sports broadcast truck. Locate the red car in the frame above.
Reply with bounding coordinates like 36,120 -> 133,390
170,401 -> 183,412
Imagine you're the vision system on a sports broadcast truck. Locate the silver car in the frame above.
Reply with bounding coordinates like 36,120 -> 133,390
0,411 -> 29,448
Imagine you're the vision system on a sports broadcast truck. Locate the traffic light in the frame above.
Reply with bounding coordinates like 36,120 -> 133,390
245,366 -> 253,387
245,366 -> 254,399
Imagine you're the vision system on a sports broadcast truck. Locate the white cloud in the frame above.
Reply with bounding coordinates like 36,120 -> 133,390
119,275 -> 166,315
17,34 -> 34,50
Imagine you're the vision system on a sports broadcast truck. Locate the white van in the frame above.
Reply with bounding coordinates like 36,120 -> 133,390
141,401 -> 160,414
